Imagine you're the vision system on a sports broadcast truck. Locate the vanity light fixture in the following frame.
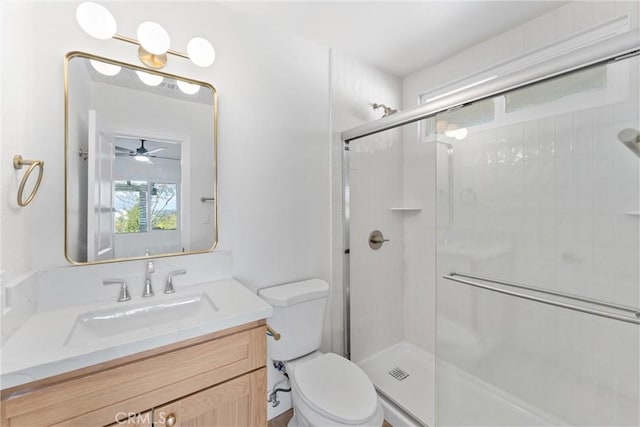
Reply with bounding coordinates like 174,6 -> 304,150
76,1 -> 116,40
137,21 -> 171,56
75,1 -> 215,70
187,37 -> 216,68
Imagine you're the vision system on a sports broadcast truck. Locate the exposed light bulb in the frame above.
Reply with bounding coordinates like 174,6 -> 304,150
137,21 -> 170,55
90,59 -> 121,76
135,71 -> 163,86
76,2 -> 117,40
187,37 -> 215,67
176,80 -> 201,95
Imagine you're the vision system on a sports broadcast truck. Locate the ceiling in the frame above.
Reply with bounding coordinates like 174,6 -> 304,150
224,1 -> 567,77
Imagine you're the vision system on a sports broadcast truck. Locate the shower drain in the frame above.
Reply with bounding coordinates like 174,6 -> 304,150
388,367 -> 409,381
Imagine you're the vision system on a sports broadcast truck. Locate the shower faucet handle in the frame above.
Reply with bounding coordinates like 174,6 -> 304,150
369,230 -> 389,250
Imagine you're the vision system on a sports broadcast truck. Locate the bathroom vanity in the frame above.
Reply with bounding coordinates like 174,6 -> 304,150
0,277 -> 272,426
1,321 -> 266,426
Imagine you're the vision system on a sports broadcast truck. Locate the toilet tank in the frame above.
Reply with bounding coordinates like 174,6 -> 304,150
258,279 -> 329,361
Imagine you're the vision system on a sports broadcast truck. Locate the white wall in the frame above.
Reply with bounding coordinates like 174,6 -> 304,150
1,1 -> 37,284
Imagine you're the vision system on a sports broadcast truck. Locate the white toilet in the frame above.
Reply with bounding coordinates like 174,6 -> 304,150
259,279 -> 384,427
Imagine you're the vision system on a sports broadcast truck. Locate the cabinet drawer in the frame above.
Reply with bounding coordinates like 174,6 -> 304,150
2,323 -> 266,426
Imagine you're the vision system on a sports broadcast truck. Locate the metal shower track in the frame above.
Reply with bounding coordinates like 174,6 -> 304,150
341,30 -> 639,143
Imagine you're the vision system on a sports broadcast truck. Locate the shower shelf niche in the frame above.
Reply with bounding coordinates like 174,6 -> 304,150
389,207 -> 422,212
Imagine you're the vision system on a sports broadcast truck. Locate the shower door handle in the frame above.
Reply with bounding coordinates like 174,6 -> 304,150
369,230 -> 389,250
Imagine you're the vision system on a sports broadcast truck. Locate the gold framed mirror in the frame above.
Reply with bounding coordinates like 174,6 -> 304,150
64,52 -> 217,264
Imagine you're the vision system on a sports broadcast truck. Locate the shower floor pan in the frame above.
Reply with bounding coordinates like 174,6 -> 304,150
357,341 -> 563,426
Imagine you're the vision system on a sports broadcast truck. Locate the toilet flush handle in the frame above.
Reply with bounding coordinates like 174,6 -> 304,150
266,324 -> 281,341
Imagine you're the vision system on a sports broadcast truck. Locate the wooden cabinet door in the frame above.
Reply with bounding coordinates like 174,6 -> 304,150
153,369 -> 266,427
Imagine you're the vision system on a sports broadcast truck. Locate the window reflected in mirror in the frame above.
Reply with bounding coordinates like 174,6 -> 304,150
114,180 -> 147,233
151,183 -> 178,231
114,181 -> 178,233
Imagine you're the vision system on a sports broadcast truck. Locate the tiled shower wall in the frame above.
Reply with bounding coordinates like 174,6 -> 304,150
330,49 -> 403,357
349,130 -> 406,362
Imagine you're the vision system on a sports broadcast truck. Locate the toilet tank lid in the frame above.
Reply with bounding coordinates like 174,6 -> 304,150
259,279 -> 329,307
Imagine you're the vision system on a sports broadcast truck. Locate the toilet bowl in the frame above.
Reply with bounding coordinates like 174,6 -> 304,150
286,352 -> 384,427
258,280 -> 383,427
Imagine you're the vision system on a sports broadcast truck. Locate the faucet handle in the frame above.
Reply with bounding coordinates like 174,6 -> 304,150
103,279 -> 131,302
164,269 -> 187,294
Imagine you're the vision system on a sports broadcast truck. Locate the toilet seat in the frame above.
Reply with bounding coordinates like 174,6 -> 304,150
291,353 -> 379,424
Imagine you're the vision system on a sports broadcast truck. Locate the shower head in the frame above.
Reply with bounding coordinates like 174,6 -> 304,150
618,128 -> 640,157
372,103 -> 397,117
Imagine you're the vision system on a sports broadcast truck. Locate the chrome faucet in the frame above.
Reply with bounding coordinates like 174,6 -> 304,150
164,269 -> 187,294
142,252 -> 155,297
103,279 -> 131,302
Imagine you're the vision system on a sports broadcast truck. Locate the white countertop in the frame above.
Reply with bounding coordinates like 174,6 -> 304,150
0,278 -> 272,390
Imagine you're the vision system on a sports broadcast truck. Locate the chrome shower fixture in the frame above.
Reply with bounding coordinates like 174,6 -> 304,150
372,103 -> 398,117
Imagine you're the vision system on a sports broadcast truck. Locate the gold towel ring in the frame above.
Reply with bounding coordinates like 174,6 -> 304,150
13,155 -> 44,207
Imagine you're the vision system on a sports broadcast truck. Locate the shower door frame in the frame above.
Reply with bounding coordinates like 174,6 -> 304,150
340,29 -> 640,360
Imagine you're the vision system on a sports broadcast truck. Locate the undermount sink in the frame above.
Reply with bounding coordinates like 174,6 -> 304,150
64,293 -> 219,346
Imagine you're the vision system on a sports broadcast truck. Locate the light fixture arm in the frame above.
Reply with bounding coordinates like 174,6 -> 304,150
112,33 -> 189,60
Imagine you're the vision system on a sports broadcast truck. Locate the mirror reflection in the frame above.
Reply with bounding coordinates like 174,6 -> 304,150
65,52 -> 217,264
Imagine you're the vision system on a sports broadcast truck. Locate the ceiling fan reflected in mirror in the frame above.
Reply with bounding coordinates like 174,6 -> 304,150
115,139 -> 166,164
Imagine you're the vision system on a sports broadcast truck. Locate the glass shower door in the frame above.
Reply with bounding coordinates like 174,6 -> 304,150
435,54 -> 640,425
